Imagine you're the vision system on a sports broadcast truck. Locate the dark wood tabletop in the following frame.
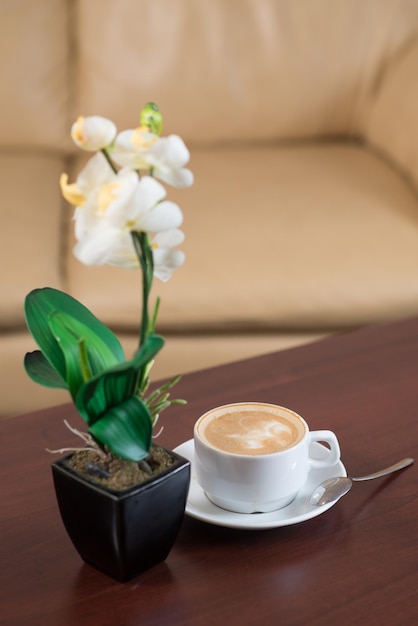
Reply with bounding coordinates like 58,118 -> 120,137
2,317 -> 418,626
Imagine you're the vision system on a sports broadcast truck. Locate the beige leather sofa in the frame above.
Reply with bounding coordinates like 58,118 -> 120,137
2,0 -> 418,417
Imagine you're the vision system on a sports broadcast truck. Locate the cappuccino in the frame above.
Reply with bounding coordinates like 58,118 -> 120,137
197,406 -> 305,455
194,402 -> 341,513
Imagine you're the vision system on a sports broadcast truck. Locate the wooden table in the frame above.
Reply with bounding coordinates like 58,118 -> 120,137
2,317 -> 418,625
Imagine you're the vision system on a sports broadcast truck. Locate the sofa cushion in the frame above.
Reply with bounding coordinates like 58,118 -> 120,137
0,154 -> 65,327
0,332 -> 68,417
66,142 -> 418,332
117,331 -> 328,381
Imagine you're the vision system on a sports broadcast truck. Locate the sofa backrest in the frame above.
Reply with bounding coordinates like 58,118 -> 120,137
3,0 -> 418,154
72,0 -> 418,144
1,0 -> 71,152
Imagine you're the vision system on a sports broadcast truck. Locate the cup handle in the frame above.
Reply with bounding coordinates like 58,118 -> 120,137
308,430 -> 340,468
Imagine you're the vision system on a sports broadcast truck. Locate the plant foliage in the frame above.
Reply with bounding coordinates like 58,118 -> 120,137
24,103 -> 191,462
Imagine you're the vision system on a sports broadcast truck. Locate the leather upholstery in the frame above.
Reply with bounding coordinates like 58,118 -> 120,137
1,0 -> 418,416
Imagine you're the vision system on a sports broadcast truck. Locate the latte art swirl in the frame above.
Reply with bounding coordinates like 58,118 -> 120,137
199,409 -> 305,455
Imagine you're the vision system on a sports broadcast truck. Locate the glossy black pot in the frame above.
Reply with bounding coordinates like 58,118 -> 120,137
51,447 -> 191,582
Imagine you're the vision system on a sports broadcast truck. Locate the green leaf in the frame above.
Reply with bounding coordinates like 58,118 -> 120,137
76,366 -> 138,425
24,351 -> 68,390
48,311 -> 125,398
130,334 -> 164,379
48,313 -> 88,399
75,334 -> 164,425
24,288 -> 125,382
89,396 -> 153,461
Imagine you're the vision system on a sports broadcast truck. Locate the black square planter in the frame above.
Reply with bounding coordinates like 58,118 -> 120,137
52,447 -> 191,582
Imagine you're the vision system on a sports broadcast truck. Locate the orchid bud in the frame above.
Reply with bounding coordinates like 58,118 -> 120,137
140,103 -> 163,136
71,116 -> 117,151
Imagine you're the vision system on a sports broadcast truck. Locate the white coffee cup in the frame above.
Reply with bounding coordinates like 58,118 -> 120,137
193,402 -> 340,513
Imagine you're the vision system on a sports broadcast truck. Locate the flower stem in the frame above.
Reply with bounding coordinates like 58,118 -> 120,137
149,296 -> 160,334
131,232 -> 148,346
101,148 -> 117,174
131,230 -> 154,392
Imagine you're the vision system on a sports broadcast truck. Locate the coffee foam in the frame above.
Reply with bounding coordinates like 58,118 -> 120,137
198,407 -> 305,455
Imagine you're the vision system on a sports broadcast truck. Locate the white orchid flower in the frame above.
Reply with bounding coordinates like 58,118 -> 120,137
99,176 -> 183,234
151,229 -> 185,281
71,115 -> 117,151
75,228 -> 186,280
60,151 -> 135,246
60,152 -> 117,209
73,220 -> 127,267
111,127 -> 159,170
73,175 -> 183,268
111,128 -> 194,188
73,166 -> 139,244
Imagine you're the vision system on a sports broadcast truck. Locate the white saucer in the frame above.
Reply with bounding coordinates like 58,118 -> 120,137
174,439 -> 347,530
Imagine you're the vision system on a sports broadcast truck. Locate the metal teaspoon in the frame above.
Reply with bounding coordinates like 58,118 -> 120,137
309,457 -> 414,506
